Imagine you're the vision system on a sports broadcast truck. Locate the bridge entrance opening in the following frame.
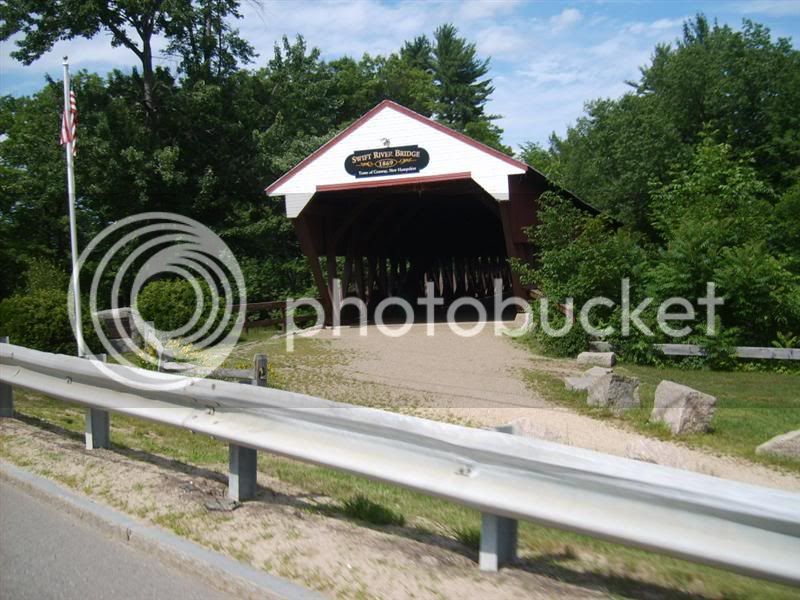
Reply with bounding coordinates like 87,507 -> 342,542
265,100 -> 593,324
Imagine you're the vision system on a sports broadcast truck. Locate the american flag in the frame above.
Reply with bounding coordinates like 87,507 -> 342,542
60,90 -> 77,156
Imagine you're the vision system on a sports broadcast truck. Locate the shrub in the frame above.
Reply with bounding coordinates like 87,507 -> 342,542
515,192 -> 649,357
528,302 -> 589,358
23,257 -> 70,293
0,288 -> 99,354
238,255 -> 315,301
135,278 -> 225,336
696,322 -> 741,371
713,243 -> 800,346
0,260 -> 100,354
519,192 -> 648,304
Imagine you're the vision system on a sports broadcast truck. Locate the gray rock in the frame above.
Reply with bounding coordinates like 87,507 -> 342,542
624,439 -> 663,464
497,418 -> 566,443
649,380 -> 716,435
564,366 -> 613,391
587,373 -> 640,413
564,376 -> 590,391
585,366 -> 613,377
577,352 -> 616,367
204,497 -> 240,512
588,340 -> 613,352
756,430 -> 800,460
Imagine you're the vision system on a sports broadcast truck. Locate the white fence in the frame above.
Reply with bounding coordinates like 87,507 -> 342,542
1,342 -> 799,584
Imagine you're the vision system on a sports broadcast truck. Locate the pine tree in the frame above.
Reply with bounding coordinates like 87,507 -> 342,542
400,35 -> 434,73
431,24 -> 494,131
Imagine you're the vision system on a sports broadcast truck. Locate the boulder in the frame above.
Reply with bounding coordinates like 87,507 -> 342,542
564,366 -> 613,391
587,373 -> 640,413
756,430 -> 800,460
649,381 -> 716,435
588,340 -> 613,353
577,352 -> 616,367
496,418 -> 565,443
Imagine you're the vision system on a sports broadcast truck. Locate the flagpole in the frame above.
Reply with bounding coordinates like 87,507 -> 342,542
62,56 -> 86,357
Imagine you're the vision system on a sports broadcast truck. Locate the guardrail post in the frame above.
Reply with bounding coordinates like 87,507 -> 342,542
227,354 -> 267,502
84,353 -> 110,450
479,513 -> 517,571
478,424 -> 520,571
0,336 -> 13,417
228,444 -> 257,502
252,353 -> 268,387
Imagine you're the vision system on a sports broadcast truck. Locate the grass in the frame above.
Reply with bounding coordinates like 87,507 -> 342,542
341,495 -> 406,527
6,389 -> 800,599
525,358 -> 800,473
452,525 -> 481,551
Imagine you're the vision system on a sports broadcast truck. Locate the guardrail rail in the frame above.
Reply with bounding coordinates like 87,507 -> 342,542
1,341 -> 799,583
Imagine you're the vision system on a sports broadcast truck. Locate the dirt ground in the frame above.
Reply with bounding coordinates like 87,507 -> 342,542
3,322 -> 799,599
0,418 -> 607,600
304,322 -> 800,492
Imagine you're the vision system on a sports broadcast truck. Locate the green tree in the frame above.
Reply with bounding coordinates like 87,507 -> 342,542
400,35 -> 434,73
514,191 -> 649,356
518,141 -> 563,183
771,184 -> 800,268
432,24 -> 492,129
548,94 -> 689,230
0,0 -> 253,109
165,0 -> 256,83
638,16 -> 800,189
330,53 -> 437,120
429,24 -> 508,151
647,140 -> 799,345
397,25 -> 508,151
527,15 -> 800,230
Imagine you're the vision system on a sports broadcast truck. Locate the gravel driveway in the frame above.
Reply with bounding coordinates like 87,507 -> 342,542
310,321 -> 800,492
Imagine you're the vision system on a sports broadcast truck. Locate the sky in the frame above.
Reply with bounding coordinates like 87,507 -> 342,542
2,0 -> 799,150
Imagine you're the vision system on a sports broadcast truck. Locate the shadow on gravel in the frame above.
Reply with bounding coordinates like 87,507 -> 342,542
14,411 -> 711,600
15,412 -> 227,487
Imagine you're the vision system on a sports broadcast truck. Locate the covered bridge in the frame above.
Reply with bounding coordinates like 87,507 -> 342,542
265,100 -> 591,321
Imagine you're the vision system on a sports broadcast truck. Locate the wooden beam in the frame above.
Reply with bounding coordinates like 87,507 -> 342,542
325,218 -> 338,296
498,202 -> 526,299
355,255 -> 365,301
293,215 -> 332,323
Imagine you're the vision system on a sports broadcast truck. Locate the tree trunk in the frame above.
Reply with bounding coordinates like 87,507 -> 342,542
141,35 -> 155,112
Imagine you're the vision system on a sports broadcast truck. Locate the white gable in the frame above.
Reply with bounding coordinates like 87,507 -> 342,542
267,104 -> 526,218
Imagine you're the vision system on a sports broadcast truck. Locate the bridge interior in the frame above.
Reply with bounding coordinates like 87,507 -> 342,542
293,177 -> 522,321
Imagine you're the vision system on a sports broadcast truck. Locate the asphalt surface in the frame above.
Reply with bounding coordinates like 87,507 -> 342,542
0,480 -> 231,600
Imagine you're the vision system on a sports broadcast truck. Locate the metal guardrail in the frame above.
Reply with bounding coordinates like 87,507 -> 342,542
232,300 -> 321,331
156,356 -> 267,384
1,341 -> 799,584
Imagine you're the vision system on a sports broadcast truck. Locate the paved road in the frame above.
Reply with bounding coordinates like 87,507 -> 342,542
0,480 -> 230,600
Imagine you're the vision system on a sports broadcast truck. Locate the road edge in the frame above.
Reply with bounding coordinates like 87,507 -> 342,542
0,460 -> 324,600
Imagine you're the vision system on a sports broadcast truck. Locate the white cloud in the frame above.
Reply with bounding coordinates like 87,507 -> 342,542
458,0 -> 521,21
238,0 -> 430,60
475,25 -> 529,59
3,0 -> 781,151
549,8 -> 582,32
491,13 -> 686,149
734,1 -> 800,17
627,17 -> 685,36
